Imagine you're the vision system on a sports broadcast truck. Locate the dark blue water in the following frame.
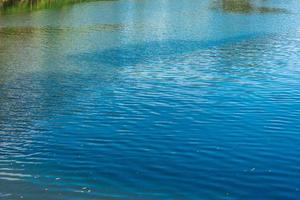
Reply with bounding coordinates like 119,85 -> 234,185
1,0 -> 300,199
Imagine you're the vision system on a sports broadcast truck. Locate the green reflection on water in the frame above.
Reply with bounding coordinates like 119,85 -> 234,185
0,24 -> 124,35
0,0 -> 113,14
213,0 -> 288,14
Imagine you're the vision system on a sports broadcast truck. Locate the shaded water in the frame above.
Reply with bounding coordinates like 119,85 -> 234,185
1,0 -> 300,199
0,0 -> 104,14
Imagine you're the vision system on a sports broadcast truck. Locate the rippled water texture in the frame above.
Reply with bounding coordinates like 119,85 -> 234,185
1,0 -> 300,199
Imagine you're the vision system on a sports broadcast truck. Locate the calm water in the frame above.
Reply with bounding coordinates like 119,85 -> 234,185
1,0 -> 300,199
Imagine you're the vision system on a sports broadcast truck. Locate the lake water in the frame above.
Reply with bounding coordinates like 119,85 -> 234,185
1,0 -> 300,199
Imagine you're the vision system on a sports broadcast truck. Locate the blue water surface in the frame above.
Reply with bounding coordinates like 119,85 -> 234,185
1,0 -> 300,199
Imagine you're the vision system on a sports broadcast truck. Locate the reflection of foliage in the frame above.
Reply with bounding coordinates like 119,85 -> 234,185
221,0 -> 252,12
0,24 -> 126,38
0,24 -> 124,36
0,0 -> 112,14
213,0 -> 288,14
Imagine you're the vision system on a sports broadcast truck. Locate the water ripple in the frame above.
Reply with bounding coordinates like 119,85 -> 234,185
1,0 -> 300,199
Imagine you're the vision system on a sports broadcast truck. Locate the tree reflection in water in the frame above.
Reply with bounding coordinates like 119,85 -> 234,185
214,0 -> 287,13
0,0 -> 110,14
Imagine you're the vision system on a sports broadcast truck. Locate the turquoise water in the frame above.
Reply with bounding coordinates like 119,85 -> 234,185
1,0 -> 300,199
